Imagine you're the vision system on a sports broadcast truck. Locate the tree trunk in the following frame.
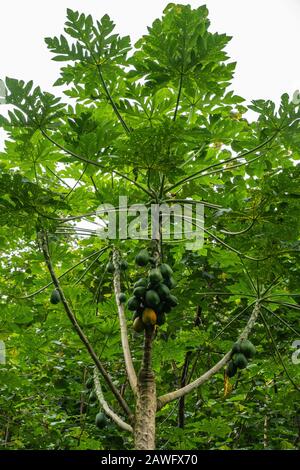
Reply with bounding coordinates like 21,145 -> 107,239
134,326 -> 156,450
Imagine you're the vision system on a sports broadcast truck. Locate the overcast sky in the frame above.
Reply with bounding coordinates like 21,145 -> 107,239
1,0 -> 300,148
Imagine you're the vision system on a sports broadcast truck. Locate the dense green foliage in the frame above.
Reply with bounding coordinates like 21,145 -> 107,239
0,3 -> 300,450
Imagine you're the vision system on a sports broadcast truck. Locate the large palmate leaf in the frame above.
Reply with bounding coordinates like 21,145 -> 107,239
0,78 -> 66,132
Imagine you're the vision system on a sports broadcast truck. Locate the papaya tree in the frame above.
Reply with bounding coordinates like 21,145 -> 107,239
0,4 -> 299,450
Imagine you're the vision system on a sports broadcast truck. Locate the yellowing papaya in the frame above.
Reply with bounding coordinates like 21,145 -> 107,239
133,316 -> 145,333
142,308 -> 157,325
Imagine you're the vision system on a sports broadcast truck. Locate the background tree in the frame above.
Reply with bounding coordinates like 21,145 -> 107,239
0,3 -> 299,450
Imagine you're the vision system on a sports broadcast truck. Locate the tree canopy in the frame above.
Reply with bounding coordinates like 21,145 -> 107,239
0,3 -> 299,450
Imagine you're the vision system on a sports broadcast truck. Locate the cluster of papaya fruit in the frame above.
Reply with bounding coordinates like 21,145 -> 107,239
124,249 -> 178,332
226,338 -> 256,378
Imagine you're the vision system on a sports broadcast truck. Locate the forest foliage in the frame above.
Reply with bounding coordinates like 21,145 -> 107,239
0,3 -> 300,450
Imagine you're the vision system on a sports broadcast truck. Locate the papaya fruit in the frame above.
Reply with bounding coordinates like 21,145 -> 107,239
168,294 -> 178,307
156,283 -> 170,300
118,293 -> 127,303
232,342 -> 241,354
233,353 -> 248,369
134,278 -> 148,288
120,260 -> 128,271
106,261 -> 114,273
239,339 -> 256,358
142,308 -> 157,325
135,249 -> 150,267
133,316 -> 145,333
50,289 -> 61,305
149,268 -> 163,284
127,296 -> 140,311
133,286 -> 146,299
145,289 -> 160,309
226,360 -> 237,378
165,276 -> 176,289
95,412 -> 107,429
159,263 -> 173,279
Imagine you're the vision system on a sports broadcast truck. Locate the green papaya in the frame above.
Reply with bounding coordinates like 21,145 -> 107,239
232,342 -> 241,354
145,290 -> 160,309
135,249 -> 150,267
106,261 -> 114,273
120,260 -> 128,271
50,289 -> 61,305
118,293 -> 127,303
239,339 -> 256,358
165,276 -> 176,289
127,296 -> 140,311
226,360 -> 237,378
133,316 -> 145,333
134,278 -> 148,288
133,286 -> 146,299
168,294 -> 178,307
95,412 -> 107,429
156,283 -> 170,300
233,353 -> 248,369
149,268 -> 163,284
159,263 -> 173,279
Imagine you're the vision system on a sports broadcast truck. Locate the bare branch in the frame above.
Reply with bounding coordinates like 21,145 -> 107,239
112,247 -> 138,395
93,368 -> 133,433
157,301 -> 261,410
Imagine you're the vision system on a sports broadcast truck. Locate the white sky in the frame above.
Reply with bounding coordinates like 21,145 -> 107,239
0,0 -> 300,149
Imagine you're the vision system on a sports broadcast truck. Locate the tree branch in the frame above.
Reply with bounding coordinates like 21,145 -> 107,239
156,301 -> 261,410
39,231 -> 132,419
112,247 -> 138,395
93,367 -> 133,433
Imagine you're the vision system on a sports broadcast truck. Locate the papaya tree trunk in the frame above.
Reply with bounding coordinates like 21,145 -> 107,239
134,326 -> 156,450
